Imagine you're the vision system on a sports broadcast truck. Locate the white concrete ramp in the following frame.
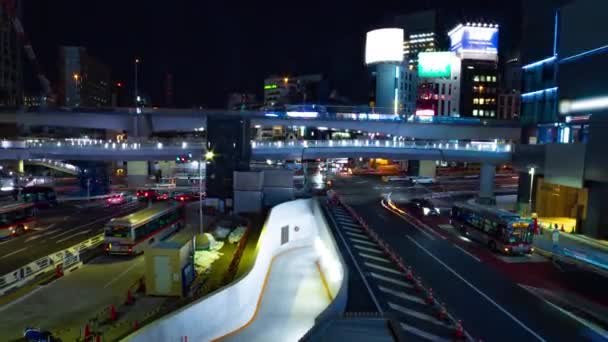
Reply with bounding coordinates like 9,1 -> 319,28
221,246 -> 330,342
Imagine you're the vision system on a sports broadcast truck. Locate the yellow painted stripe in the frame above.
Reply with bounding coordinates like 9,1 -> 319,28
213,246 -> 308,341
316,261 -> 333,301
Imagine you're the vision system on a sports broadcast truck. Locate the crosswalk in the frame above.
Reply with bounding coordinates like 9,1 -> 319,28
328,204 -> 458,341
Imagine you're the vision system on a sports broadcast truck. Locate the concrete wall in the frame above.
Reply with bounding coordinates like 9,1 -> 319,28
127,161 -> 149,188
125,198 -> 345,342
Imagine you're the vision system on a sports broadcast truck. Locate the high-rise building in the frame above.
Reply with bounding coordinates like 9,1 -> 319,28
497,57 -> 521,120
516,0 -> 608,238
263,74 -> 327,107
59,46 -> 111,108
448,23 -> 500,118
227,92 -> 257,110
391,10 -> 443,69
416,52 -> 461,117
0,1 -> 22,106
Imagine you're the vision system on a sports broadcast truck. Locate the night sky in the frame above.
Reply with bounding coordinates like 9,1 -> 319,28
24,0 -> 521,108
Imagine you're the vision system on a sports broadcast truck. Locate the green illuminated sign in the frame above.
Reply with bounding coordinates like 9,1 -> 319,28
418,52 -> 453,78
264,84 -> 277,90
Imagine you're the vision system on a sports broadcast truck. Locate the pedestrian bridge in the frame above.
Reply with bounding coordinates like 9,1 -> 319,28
0,107 -> 521,140
0,138 -> 512,163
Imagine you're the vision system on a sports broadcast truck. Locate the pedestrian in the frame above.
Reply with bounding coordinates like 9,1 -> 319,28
561,224 -> 565,232
552,224 -> 560,252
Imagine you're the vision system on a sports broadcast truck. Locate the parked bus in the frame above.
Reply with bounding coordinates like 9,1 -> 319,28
15,186 -> 58,208
104,202 -> 184,255
0,203 -> 36,239
451,202 -> 534,254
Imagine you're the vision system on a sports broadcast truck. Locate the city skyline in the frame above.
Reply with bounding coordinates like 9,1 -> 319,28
22,0 -> 522,107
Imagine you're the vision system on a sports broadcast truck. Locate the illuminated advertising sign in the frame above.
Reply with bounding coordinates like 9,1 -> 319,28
418,52 -> 454,78
365,28 -> 404,65
264,84 -> 277,90
449,24 -> 499,54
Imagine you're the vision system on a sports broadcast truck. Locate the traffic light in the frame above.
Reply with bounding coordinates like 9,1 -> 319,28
176,155 -> 192,164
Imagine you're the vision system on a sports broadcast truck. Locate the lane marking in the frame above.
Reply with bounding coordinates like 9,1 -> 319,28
453,244 -> 482,262
55,229 -> 92,244
345,231 -> 368,239
406,235 -> 546,342
381,200 -> 436,241
400,322 -> 452,342
0,247 -> 27,259
342,226 -> 363,233
379,285 -> 425,305
359,252 -> 390,263
389,302 -> 450,327
364,262 -> 403,275
103,257 -> 144,288
353,244 -> 383,254
370,272 -> 412,288
350,237 -> 377,247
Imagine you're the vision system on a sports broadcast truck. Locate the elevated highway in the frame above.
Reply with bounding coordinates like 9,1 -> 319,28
0,107 -> 521,140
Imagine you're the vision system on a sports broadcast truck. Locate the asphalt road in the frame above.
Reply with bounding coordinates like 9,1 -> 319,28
332,175 -> 605,341
0,200 -> 145,275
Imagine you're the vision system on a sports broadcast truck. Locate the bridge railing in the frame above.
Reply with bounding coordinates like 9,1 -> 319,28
251,139 -> 513,153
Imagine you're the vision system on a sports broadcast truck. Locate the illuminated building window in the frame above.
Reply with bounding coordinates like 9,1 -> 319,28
473,110 -> 478,116
480,76 -> 486,82
480,110 -> 485,116
486,75 -> 492,82
473,98 -> 479,104
474,76 -> 480,82
492,76 -> 497,82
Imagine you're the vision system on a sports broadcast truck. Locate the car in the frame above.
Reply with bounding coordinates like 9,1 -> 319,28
136,188 -> 156,201
411,177 -> 436,185
155,190 -> 173,201
24,327 -> 55,342
407,198 -> 440,216
106,193 -> 127,205
173,192 -> 204,202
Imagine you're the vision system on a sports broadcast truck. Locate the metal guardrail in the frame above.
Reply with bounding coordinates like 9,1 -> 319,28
0,233 -> 104,296
252,139 -> 513,153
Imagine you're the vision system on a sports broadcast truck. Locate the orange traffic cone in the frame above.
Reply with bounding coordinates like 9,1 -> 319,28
126,289 -> 134,305
415,277 -> 423,292
109,304 -> 116,321
83,324 -> 91,341
426,288 -> 435,305
454,320 -> 465,339
95,334 -> 102,342
437,303 -> 447,320
133,320 -> 139,330
405,267 -> 414,281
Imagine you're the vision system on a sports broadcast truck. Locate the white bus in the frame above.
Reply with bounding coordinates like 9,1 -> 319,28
104,202 -> 185,255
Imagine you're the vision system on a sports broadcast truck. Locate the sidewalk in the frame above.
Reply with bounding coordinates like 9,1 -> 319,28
534,227 -> 608,275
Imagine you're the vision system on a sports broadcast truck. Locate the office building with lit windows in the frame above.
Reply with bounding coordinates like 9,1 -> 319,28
448,22 -> 499,118
391,10 -> 444,69
416,52 -> 461,117
515,0 -> 608,239
59,46 -> 111,108
263,74 -> 325,107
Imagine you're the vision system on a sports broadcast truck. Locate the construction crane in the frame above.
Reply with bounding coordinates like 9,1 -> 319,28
1,0 -> 53,100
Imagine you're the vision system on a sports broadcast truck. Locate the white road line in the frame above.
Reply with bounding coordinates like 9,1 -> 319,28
400,322 -> 452,342
359,252 -> 391,264
56,229 -> 91,244
342,226 -> 363,233
0,247 -> 27,259
370,272 -> 412,288
406,235 -> 546,342
453,244 -> 482,262
389,302 -> 449,327
364,262 -> 403,275
345,231 -> 368,239
338,221 -> 361,228
354,244 -> 383,254
104,258 -> 143,288
379,285 -> 426,305
350,238 -> 377,247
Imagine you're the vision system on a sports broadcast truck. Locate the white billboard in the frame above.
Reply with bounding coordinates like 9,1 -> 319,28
365,28 -> 404,65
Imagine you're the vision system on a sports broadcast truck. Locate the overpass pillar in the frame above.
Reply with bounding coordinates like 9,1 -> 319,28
478,163 -> 496,205
127,161 -> 149,188
406,160 -> 436,177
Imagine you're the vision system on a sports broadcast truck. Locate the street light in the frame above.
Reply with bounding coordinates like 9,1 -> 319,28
528,167 -> 535,215
134,58 -> 140,106
205,151 -> 215,161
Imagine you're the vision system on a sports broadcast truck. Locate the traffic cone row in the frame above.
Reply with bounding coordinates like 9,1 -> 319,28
415,276 -> 423,292
454,320 -> 465,339
126,289 -> 134,305
426,288 -> 435,305
109,304 -> 116,322
437,303 -> 448,321
405,267 -> 414,281
83,324 -> 91,340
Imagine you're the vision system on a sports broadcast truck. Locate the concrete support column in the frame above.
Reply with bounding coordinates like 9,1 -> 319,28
478,163 -> 496,205
127,161 -> 149,188
419,160 -> 437,178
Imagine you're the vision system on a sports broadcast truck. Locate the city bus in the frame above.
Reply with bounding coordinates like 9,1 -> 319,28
0,202 -> 36,240
451,202 -> 534,254
104,202 -> 185,255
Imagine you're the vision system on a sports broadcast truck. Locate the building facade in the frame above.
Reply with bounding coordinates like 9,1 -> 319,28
416,52 -> 461,117
448,23 -> 500,118
263,74 -> 327,107
516,0 -> 608,238
0,1 -> 22,106
59,46 -> 111,108
497,92 -> 520,120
